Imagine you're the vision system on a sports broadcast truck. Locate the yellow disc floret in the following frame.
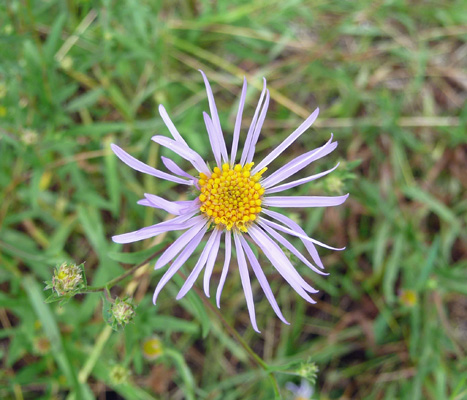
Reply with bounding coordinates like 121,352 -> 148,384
198,163 -> 267,232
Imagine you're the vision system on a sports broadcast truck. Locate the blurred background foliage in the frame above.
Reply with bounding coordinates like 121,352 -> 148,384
1,0 -> 466,399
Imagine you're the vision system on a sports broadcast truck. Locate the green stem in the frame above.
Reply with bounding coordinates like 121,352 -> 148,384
83,246 -> 168,294
189,283 -> 281,398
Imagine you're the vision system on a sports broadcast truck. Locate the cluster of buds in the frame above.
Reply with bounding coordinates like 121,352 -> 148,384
109,297 -> 136,328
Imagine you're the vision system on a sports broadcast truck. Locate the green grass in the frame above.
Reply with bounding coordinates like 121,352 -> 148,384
1,0 -> 466,399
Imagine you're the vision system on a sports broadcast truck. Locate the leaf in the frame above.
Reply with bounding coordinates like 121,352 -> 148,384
65,88 -> 105,112
44,13 -> 67,61
23,276 -> 94,400
383,233 -> 404,304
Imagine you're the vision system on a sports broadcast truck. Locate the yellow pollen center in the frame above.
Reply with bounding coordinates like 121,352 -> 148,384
198,163 -> 267,232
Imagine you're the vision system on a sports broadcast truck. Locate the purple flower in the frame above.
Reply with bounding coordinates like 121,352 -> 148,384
111,71 -> 348,332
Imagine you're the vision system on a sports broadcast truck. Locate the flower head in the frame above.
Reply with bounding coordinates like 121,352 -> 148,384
142,336 -> 164,360
286,379 -> 315,400
110,297 -> 136,327
50,262 -> 84,296
111,71 -> 348,332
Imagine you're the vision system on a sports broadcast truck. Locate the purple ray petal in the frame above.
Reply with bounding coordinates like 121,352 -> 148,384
158,104 -> 188,146
216,230 -> 232,308
240,78 -> 267,166
137,199 -> 153,207
151,135 -> 210,174
176,229 -> 221,300
153,225 -> 207,305
261,209 -> 324,268
266,163 -> 340,194
258,220 -> 328,276
203,230 -> 223,297
240,235 -> 289,325
262,135 -> 336,189
203,112 -> 222,168
110,144 -> 192,185
161,156 -> 195,180
137,198 -> 197,213
230,77 -> 247,166
154,219 -> 208,270
245,90 -> 270,165
260,216 -> 345,251
144,193 -> 196,215
248,225 -> 318,300
234,232 -> 260,333
252,107 -> 319,175
112,212 -> 201,244
199,70 -> 228,163
263,193 -> 349,208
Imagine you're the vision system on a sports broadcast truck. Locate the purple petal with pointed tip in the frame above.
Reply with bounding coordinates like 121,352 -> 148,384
240,78 -> 267,165
144,193 -> 196,215
154,219 -> 208,270
262,208 -> 324,268
216,230 -> 231,308
248,225 -> 318,299
245,90 -> 270,165
153,225 -> 208,305
230,77 -> 247,166
260,215 -> 345,251
240,235 -> 289,325
161,156 -> 195,180
203,230 -> 223,297
110,143 -> 192,186
158,104 -> 188,146
262,136 -> 336,189
151,135 -> 209,174
258,220 -> 328,276
176,229 -> 221,300
252,107 -> 319,175
112,213 -> 201,244
265,162 -> 340,194
203,112 -> 221,168
263,193 -> 349,208
199,70 -> 228,162
234,232 -> 260,333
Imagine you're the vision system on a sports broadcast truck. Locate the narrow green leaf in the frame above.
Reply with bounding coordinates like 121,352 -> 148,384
23,276 -> 94,400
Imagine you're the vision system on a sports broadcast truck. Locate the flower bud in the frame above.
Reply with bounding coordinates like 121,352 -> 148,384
296,360 -> 319,384
109,364 -> 130,385
51,263 -> 83,296
110,297 -> 136,327
142,336 -> 164,360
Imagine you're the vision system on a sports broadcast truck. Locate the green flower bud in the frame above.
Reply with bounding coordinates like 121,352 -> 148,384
110,297 -> 136,327
109,364 -> 130,385
51,263 -> 83,296
296,360 -> 319,384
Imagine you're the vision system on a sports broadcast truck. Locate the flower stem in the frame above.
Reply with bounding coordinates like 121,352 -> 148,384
189,282 -> 282,399
83,246 -> 169,294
